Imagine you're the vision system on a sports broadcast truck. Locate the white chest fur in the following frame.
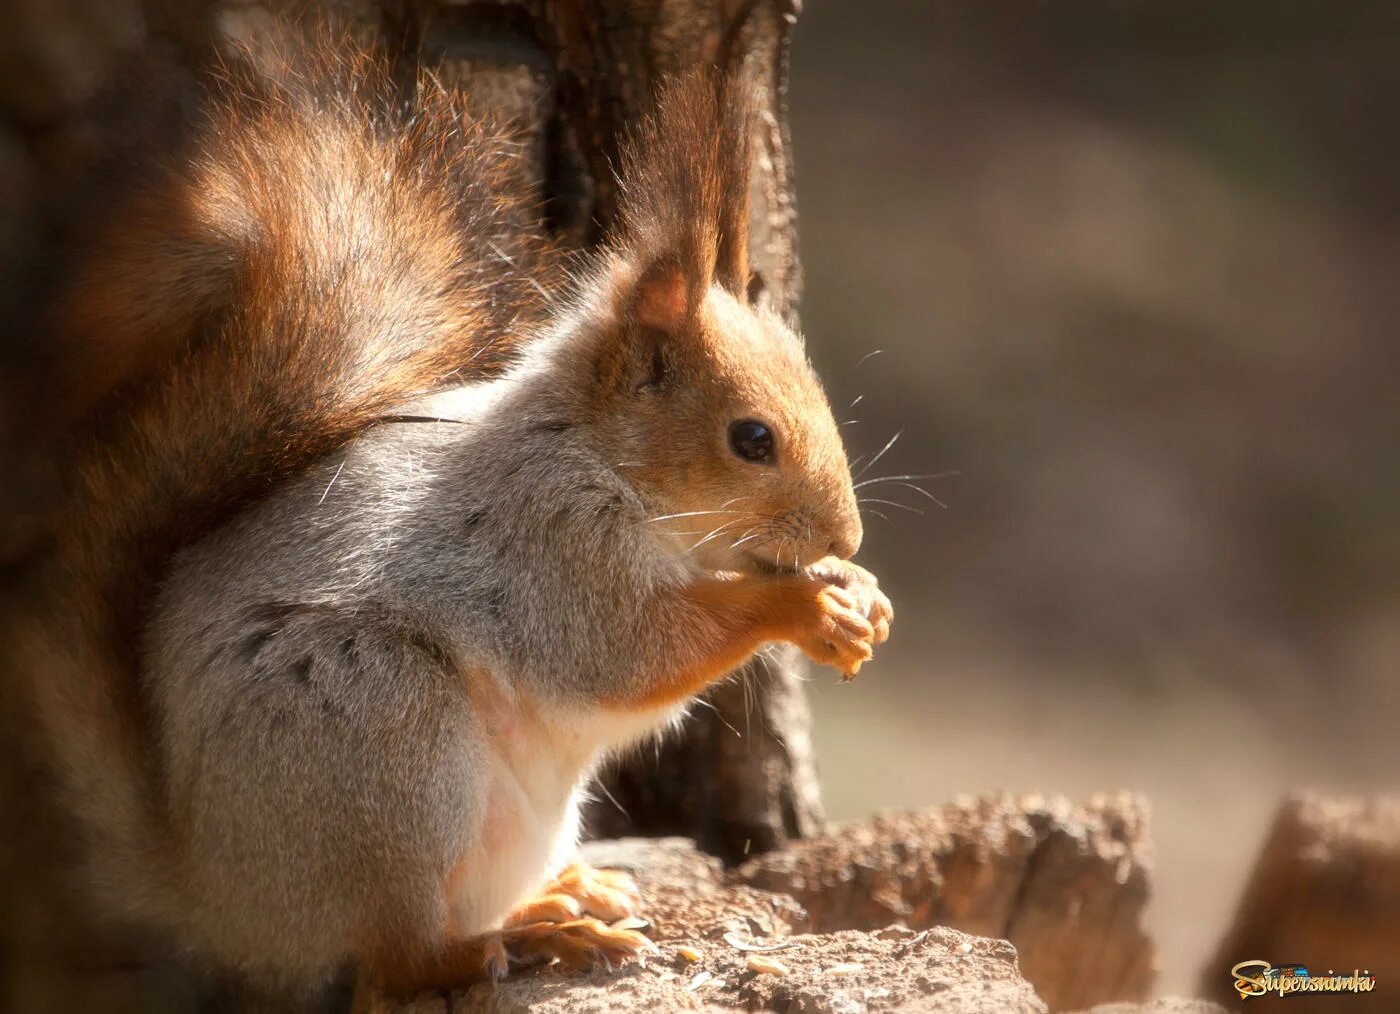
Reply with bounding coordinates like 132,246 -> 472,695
445,690 -> 684,934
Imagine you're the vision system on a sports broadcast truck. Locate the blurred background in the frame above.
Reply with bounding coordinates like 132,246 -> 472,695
788,1 -> 1399,991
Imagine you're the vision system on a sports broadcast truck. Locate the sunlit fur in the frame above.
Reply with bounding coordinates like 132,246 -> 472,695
598,276 -> 863,572
5,25 -> 877,996
8,24 -> 555,972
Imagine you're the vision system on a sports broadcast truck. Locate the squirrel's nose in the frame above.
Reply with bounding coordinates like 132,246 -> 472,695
828,532 -> 861,561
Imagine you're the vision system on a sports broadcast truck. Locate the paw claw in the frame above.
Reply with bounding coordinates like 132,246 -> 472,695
490,864 -> 653,978
482,934 -> 510,981
550,863 -> 640,921
795,559 -> 892,677
497,903 -> 654,977
505,863 -> 641,930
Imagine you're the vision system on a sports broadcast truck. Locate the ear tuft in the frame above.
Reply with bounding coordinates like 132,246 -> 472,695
632,258 -> 691,335
613,69 -> 754,303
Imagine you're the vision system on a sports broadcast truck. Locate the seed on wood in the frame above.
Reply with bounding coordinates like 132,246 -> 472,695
746,954 -> 790,976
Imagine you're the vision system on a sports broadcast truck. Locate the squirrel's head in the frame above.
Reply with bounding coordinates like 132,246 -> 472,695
586,254 -> 862,573
577,70 -> 861,573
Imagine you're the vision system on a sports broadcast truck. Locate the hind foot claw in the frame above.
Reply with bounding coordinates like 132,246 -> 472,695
505,862 -> 642,926
504,917 -> 657,973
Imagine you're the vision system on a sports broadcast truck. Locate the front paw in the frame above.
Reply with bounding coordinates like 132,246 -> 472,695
805,558 -> 893,650
792,580 -> 878,679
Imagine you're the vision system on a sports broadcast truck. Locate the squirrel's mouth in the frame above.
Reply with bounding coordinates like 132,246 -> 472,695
705,531 -> 829,577
742,551 -> 785,576
740,547 -> 807,577
709,553 -> 800,585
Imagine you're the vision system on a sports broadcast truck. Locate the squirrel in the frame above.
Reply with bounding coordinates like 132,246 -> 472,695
6,22 -> 891,999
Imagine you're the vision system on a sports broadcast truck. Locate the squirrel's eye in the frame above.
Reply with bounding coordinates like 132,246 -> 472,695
728,419 -> 775,464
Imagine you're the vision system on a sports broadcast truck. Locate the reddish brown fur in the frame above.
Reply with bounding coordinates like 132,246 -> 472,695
589,251 -> 861,573
5,26 -> 557,928
587,70 -> 859,572
58,29 -> 556,636
2,21 -> 872,993
599,571 -> 876,713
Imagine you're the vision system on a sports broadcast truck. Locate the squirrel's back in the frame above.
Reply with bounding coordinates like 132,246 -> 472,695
6,26 -> 556,929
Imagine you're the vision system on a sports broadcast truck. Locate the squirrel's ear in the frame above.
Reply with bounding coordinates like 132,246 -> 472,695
630,255 -> 694,337
595,254 -> 702,395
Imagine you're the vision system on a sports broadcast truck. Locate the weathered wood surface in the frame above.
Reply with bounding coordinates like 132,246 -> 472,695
1200,792 -> 1398,1013
360,836 -> 1050,1014
362,795 -> 1162,1013
734,794 -> 1157,1012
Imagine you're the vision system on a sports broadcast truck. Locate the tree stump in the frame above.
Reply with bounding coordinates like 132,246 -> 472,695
360,794 -> 1161,1012
359,836 -> 1050,1014
1200,792 -> 1398,1012
734,793 -> 1157,1012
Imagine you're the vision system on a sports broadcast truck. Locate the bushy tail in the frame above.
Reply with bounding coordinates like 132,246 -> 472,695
6,28 -> 555,924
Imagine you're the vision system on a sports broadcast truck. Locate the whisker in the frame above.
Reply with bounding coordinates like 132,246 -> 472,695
690,527 -> 744,552
853,349 -> 883,368
742,664 -> 754,740
861,508 -> 892,523
317,460 -> 346,505
691,696 -> 743,738
728,529 -> 768,551
858,496 -> 924,516
594,779 -> 630,819
853,471 -> 961,489
687,520 -> 752,554
644,508 -> 751,524
670,527 -> 753,537
683,512 -> 789,558
853,477 -> 950,509
848,394 -> 864,409
857,429 -> 903,478
740,533 -> 783,557
645,496 -> 764,526
885,481 -> 948,509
